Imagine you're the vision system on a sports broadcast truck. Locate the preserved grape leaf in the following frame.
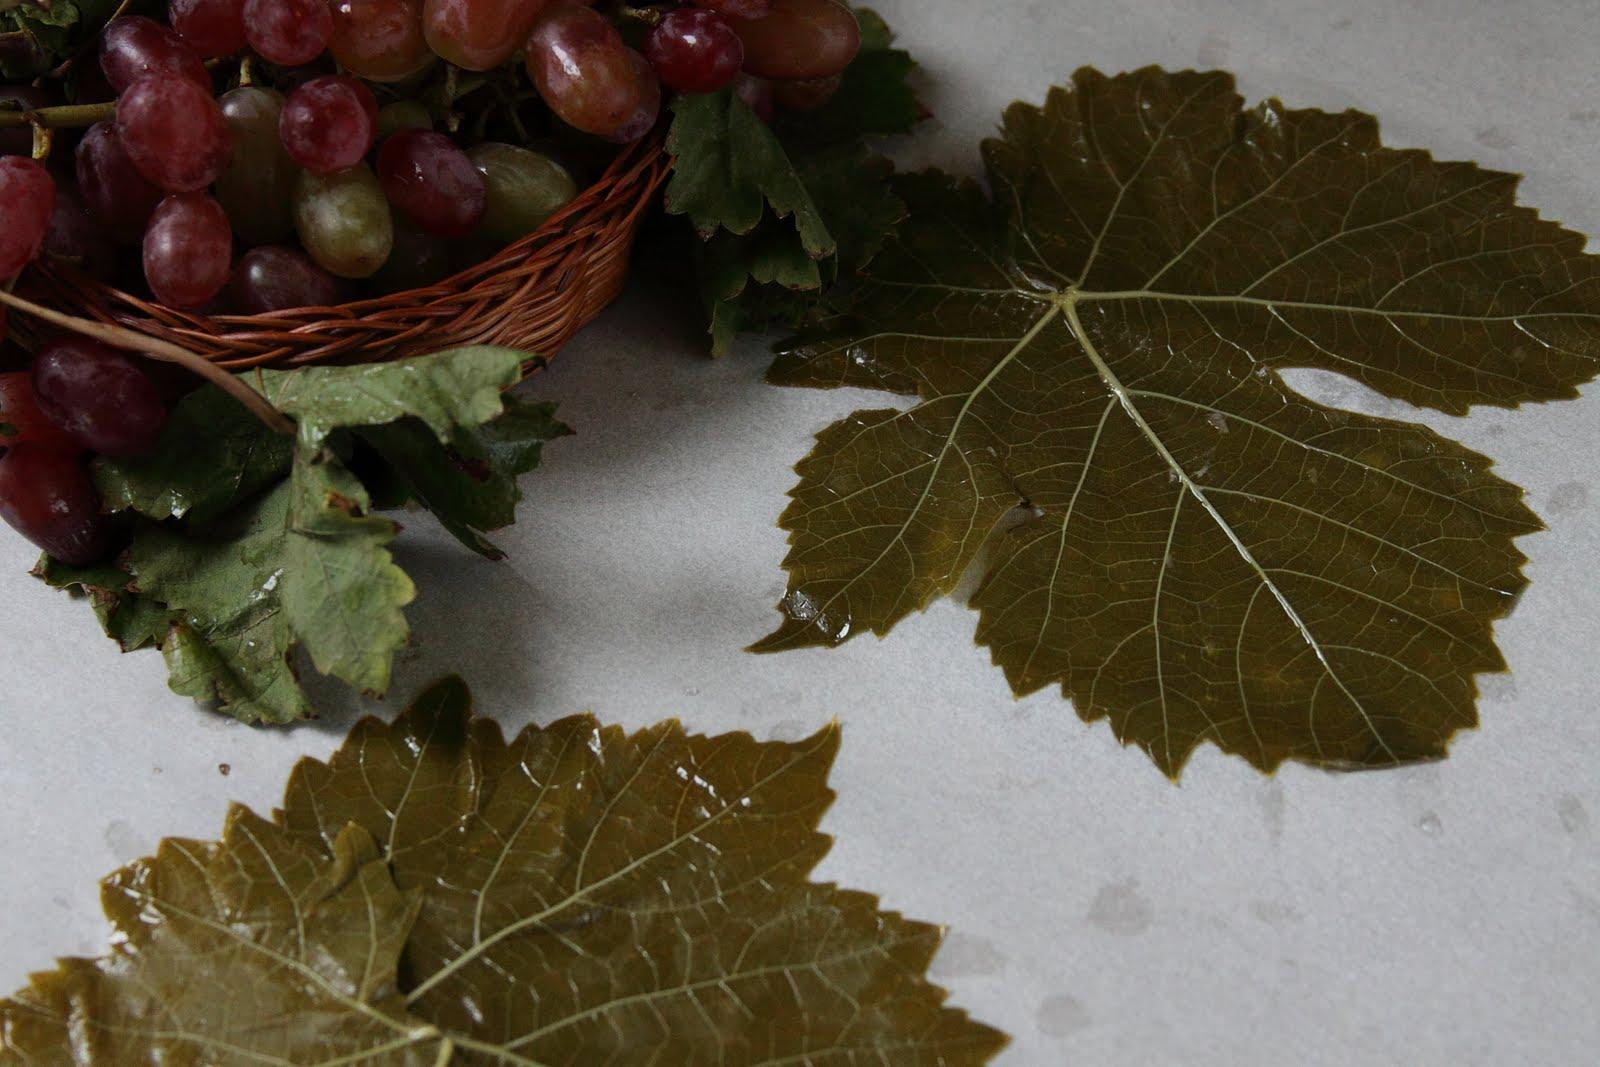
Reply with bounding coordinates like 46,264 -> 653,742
53,348 -> 567,723
757,67 -> 1600,776
0,679 -> 1007,1066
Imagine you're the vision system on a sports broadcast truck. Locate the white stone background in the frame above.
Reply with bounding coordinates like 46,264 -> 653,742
3,1 -> 1599,1063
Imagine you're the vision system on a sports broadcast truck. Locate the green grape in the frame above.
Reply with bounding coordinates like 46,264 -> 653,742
467,142 -> 578,246
293,164 -> 394,279
215,86 -> 298,245
375,99 -> 434,141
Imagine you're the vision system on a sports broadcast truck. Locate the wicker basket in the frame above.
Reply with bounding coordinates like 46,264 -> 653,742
19,134 -> 669,372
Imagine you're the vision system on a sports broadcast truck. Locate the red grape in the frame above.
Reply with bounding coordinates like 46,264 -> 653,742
0,156 -> 55,279
0,373 -> 80,452
773,72 -> 841,111
526,6 -> 661,143
168,0 -> 249,58
423,0 -> 554,71
731,0 -> 860,81
377,129 -> 485,238
99,16 -> 210,94
43,186 -> 119,281
696,0 -> 773,16
232,246 -> 343,312
645,9 -> 743,94
733,73 -> 775,121
143,193 -> 233,308
0,85 -> 54,157
0,445 -> 114,565
32,338 -> 169,457
331,0 -> 434,81
116,74 -> 232,193
76,121 -> 165,243
243,0 -> 333,66
279,76 -> 377,175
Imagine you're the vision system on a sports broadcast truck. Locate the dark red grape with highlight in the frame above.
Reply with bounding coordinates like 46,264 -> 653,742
76,121 -> 165,243
0,446 -> 114,565
231,246 -> 343,312
646,9 -> 743,94
280,76 -> 377,175
99,16 -> 210,94
331,0 -> 434,82
243,0 -> 333,66
526,5 -> 660,143
143,193 -> 234,309
0,156 -> 55,279
33,338 -> 169,458
377,129 -> 486,238
169,0 -> 249,58
116,74 -> 232,192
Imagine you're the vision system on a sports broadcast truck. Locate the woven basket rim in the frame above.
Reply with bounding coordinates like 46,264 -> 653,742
24,131 -> 670,370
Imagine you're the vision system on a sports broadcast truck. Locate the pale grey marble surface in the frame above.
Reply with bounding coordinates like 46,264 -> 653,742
3,2 -> 1599,1063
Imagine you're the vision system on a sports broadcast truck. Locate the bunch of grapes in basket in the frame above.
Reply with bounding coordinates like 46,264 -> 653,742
0,0 -> 862,568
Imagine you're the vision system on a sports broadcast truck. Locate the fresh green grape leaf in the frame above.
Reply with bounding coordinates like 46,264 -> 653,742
282,451 -> 415,695
1,679 -> 1007,1065
666,88 -> 835,256
50,349 -> 561,722
262,344 -> 526,449
132,483 -> 313,724
756,67 -> 1600,776
358,397 -> 571,560
32,556 -> 171,653
95,385 -> 296,523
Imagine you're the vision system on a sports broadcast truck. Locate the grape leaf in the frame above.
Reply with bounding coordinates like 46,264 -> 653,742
281,451 -> 415,695
666,88 -> 835,257
0,679 -> 1007,1065
358,396 -> 571,561
54,347 -> 564,723
756,67 -> 1600,776
132,482 -> 314,723
94,385 -> 296,523
666,6 -> 924,354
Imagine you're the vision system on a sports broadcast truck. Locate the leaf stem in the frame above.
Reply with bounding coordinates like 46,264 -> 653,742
0,287 -> 296,436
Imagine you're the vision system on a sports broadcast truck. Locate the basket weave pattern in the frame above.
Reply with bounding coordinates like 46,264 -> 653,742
22,136 -> 669,371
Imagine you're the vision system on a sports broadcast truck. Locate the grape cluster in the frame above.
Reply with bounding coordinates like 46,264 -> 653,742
0,0 -> 863,564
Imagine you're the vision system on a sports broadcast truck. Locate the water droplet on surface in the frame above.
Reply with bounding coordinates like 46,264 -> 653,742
1416,811 -> 1442,836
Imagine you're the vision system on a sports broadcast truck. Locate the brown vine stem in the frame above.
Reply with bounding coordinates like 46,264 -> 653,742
0,288 -> 296,437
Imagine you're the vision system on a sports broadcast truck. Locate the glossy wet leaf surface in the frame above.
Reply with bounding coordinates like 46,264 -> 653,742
758,67 -> 1599,775
0,680 -> 1006,1065
55,348 -> 567,724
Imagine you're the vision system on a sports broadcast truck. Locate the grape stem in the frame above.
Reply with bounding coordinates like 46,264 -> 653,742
0,288 -> 296,437
0,100 -> 118,130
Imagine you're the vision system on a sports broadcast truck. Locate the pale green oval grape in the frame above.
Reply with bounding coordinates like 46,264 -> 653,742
467,143 -> 578,246
215,87 -> 298,246
293,165 -> 394,279
375,99 -> 434,142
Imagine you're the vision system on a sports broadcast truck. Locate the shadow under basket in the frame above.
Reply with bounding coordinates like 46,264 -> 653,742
20,135 -> 670,372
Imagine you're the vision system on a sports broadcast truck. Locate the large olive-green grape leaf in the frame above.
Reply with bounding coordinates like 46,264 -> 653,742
756,66 -> 1600,776
1,679 -> 1007,1065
